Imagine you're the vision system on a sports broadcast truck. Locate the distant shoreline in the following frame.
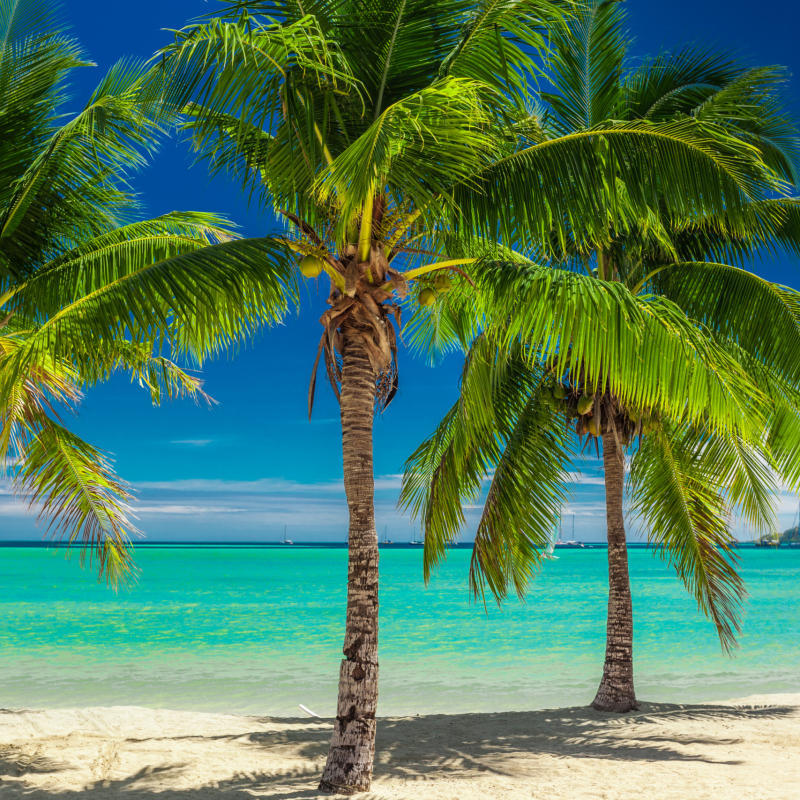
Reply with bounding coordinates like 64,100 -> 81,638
0,540 -> 794,549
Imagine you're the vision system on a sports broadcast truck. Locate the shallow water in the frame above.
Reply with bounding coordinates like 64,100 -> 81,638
0,545 -> 797,715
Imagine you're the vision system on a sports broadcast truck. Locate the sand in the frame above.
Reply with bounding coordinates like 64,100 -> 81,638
0,694 -> 797,799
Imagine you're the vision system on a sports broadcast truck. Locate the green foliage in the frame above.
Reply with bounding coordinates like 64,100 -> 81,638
400,338 -> 574,603
628,422 -> 758,654
0,0 -> 294,584
153,0 -> 798,656
14,423 -> 139,587
472,261 -> 769,437
155,0 -> 777,258
651,262 -> 800,386
401,0 -> 800,657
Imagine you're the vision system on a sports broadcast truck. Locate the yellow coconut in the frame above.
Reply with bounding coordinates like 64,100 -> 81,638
434,274 -> 454,292
299,255 -> 325,278
419,288 -> 437,306
577,395 -> 594,415
586,416 -> 600,437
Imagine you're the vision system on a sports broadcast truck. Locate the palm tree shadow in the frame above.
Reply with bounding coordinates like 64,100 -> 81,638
369,700 -> 796,781
0,701 -> 793,798
0,743 -> 69,779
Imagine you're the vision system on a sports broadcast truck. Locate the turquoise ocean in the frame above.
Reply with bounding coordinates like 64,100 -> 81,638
0,544 -> 797,716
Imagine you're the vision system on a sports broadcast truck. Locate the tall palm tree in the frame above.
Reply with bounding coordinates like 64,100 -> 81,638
400,0 -> 800,714
0,0 -> 292,585
156,0 -> 775,788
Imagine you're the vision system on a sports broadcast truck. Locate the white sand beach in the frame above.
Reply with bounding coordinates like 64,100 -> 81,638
0,693 -> 797,799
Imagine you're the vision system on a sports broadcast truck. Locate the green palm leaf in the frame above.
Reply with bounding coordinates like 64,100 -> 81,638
651,261 -> 800,385
400,338 -> 573,601
541,0 -> 627,132
476,261 -> 768,435
451,119 -> 777,252
628,421 -> 750,653
6,211 -> 239,318
12,421 -> 138,587
5,236 -> 294,385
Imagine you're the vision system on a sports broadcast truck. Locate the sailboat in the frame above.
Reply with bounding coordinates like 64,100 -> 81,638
281,526 -> 293,545
543,522 -> 559,560
563,514 -> 583,547
409,527 -> 423,545
381,526 -> 393,545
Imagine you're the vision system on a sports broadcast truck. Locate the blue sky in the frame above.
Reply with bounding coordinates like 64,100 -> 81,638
2,0 -> 800,541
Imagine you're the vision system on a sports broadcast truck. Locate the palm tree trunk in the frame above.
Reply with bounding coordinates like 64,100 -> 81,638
591,431 -> 639,713
319,334 -> 380,794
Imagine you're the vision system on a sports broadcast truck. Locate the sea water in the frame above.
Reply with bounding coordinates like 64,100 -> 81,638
0,544 -> 797,715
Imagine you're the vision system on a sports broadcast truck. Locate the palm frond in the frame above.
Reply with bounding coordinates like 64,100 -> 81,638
7,236 -> 294,383
400,338 -> 573,603
651,260 -> 800,385
476,261 -> 769,437
13,421 -> 138,587
315,77 -> 498,232
626,43 -> 746,121
9,211 -> 239,319
451,119 -> 777,253
628,420 -> 750,653
542,0 -> 628,132
0,58 -> 168,265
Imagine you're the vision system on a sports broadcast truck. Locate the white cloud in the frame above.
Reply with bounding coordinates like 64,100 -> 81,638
564,471 -> 606,486
133,477 -> 333,493
133,473 -> 403,495
136,504 -> 248,515
562,503 -> 609,516
0,498 -> 26,515
374,474 -> 403,490
170,439 -> 213,447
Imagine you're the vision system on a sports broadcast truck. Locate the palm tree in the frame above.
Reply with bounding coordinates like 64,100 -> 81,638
0,0 -> 292,585
400,0 -> 800,714
155,0 -> 776,788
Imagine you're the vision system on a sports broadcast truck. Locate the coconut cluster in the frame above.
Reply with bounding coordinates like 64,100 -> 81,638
300,253 -> 456,311
418,273 -> 454,306
540,379 -> 662,443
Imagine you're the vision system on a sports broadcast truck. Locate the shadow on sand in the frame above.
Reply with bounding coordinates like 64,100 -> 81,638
0,700 -> 794,798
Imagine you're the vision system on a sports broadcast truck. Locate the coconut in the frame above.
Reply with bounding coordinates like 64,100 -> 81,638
418,288 -> 437,306
586,416 -> 600,437
299,255 -> 324,278
577,395 -> 594,415
434,274 -> 453,292
554,385 -> 567,399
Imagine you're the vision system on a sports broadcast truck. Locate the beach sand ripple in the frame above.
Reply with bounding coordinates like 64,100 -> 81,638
0,694 -> 796,798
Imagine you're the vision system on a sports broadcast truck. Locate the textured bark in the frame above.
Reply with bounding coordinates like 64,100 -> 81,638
591,431 -> 639,713
319,330 -> 380,794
